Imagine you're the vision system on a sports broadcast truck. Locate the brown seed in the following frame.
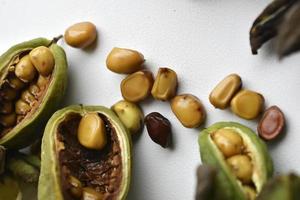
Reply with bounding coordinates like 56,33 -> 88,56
258,106 -> 285,140
121,70 -> 154,102
0,101 -> 13,114
8,76 -> 26,90
151,67 -> 178,101
36,75 -> 49,89
171,94 -> 206,128
21,90 -> 36,105
145,112 -> 172,148
209,74 -> 242,109
15,55 -> 37,82
0,113 -> 16,127
0,86 -> 17,101
15,100 -> 31,115
230,89 -> 264,120
68,175 -> 83,198
64,22 -> 97,48
106,47 -> 145,74
29,46 -> 55,76
28,84 -> 40,97
82,187 -> 103,200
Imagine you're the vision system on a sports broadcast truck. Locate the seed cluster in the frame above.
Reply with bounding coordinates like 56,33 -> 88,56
0,46 -> 54,137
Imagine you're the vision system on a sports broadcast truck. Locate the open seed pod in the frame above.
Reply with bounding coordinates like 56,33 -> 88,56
199,122 -> 273,200
0,38 -> 68,149
38,105 -> 132,200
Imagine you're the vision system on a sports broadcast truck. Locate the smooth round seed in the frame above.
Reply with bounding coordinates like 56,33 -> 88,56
28,84 -> 40,97
258,106 -> 285,141
36,75 -> 49,89
64,22 -> 97,48
77,113 -> 107,150
68,175 -> 83,199
82,187 -> 103,200
0,86 -> 17,101
8,76 -> 26,90
212,128 -> 244,158
29,46 -> 55,76
151,67 -> 178,101
171,94 -> 206,128
15,55 -> 37,82
0,113 -> 16,127
209,74 -> 242,109
227,155 -> 253,184
111,100 -> 143,135
230,89 -> 264,120
121,70 -> 154,102
0,101 -> 13,114
21,90 -> 36,105
106,47 -> 145,74
15,100 -> 31,115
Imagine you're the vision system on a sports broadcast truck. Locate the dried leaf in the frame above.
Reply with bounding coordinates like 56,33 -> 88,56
277,1 -> 300,58
250,0 -> 297,54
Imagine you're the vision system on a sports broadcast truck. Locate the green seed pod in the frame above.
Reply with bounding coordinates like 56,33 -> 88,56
0,38 -> 68,149
38,105 -> 132,200
257,173 -> 300,200
199,122 -> 273,200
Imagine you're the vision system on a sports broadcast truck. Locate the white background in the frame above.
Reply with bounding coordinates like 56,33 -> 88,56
1,1 -> 300,199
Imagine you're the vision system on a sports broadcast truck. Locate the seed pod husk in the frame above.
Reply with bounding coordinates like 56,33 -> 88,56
276,1 -> 300,58
0,38 -> 68,149
199,122 -> 273,200
38,105 -> 132,200
249,0 -> 297,54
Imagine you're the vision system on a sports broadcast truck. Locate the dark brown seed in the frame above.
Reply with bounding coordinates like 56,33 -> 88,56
276,1 -> 300,58
145,112 -> 171,148
0,101 -> 13,114
258,106 -> 285,140
249,0 -> 297,54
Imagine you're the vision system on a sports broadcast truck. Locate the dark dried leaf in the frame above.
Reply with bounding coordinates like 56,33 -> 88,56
250,0 -> 297,54
277,1 -> 300,58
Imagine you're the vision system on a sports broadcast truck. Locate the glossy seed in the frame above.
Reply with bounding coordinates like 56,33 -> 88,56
36,75 -> 49,89
121,70 -> 154,102
29,46 -> 55,76
15,55 -> 37,82
106,47 -> 144,74
77,113 -> 107,150
230,89 -> 264,120
145,112 -> 172,148
0,113 -> 16,127
209,74 -> 242,109
64,22 -> 97,49
151,67 -> 178,101
111,100 -> 143,135
212,128 -> 244,158
227,155 -> 253,184
258,106 -> 285,140
15,100 -> 31,115
0,101 -> 13,114
28,84 -> 40,97
68,175 -> 83,198
171,94 -> 206,128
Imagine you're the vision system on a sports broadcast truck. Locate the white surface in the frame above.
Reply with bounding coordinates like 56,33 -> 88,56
1,0 -> 300,199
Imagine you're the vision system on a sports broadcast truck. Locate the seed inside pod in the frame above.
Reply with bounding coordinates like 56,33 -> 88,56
120,70 -> 154,102
15,55 -> 37,82
30,46 -> 55,76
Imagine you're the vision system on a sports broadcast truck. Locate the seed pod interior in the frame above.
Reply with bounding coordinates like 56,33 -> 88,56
0,38 -> 68,149
199,122 -> 273,200
38,105 -> 131,200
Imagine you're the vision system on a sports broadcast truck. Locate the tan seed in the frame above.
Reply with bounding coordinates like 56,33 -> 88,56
171,94 -> 206,128
151,67 -> 178,101
0,113 -> 16,127
106,47 -> 144,74
15,100 -> 31,115
8,76 -> 26,90
21,90 -> 36,105
82,187 -> 103,200
227,155 -> 253,184
121,70 -> 154,102
15,55 -> 37,82
209,74 -> 242,109
36,75 -> 49,89
29,46 -> 55,76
